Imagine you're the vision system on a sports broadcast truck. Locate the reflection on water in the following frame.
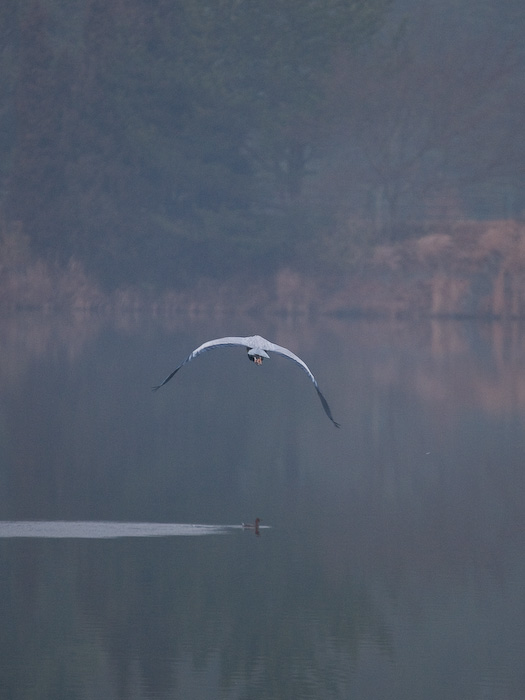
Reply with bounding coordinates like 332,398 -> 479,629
1,313 -> 525,699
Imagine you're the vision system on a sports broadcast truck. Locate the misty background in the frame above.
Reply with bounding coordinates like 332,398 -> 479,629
1,0 -> 524,303
3,4 -> 525,696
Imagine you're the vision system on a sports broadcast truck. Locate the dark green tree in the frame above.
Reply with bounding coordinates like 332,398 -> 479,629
8,1 -> 67,252
5,0 -> 392,288
0,0 -> 18,197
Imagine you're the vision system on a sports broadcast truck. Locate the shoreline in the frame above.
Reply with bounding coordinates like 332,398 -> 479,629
2,220 -> 525,319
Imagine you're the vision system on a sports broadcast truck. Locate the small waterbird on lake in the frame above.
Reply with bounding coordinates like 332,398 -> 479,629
242,518 -> 261,535
152,334 -> 340,427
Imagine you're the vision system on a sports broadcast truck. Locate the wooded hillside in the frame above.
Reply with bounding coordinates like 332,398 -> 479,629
1,0 -> 524,299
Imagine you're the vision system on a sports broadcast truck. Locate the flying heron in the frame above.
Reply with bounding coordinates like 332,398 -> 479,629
152,334 -> 340,428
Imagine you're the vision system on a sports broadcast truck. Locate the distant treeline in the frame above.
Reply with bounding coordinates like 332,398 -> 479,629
1,0 -> 524,289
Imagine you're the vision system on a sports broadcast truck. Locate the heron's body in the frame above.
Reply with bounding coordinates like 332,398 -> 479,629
153,334 -> 340,427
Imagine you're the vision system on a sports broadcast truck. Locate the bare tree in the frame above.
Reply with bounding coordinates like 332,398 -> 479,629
319,0 -> 525,241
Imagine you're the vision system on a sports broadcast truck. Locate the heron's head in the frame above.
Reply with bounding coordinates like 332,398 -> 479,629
247,347 -> 268,364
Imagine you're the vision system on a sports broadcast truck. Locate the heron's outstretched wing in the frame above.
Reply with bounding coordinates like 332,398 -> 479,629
152,336 -> 249,390
261,340 -> 341,428
152,333 -> 341,428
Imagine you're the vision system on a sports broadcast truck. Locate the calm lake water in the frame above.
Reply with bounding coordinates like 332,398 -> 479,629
1,312 -> 524,699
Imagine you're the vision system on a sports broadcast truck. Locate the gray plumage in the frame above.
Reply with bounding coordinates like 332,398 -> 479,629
153,334 -> 340,428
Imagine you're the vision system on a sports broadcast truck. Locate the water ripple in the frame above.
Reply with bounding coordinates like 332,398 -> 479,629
0,521 -> 236,538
